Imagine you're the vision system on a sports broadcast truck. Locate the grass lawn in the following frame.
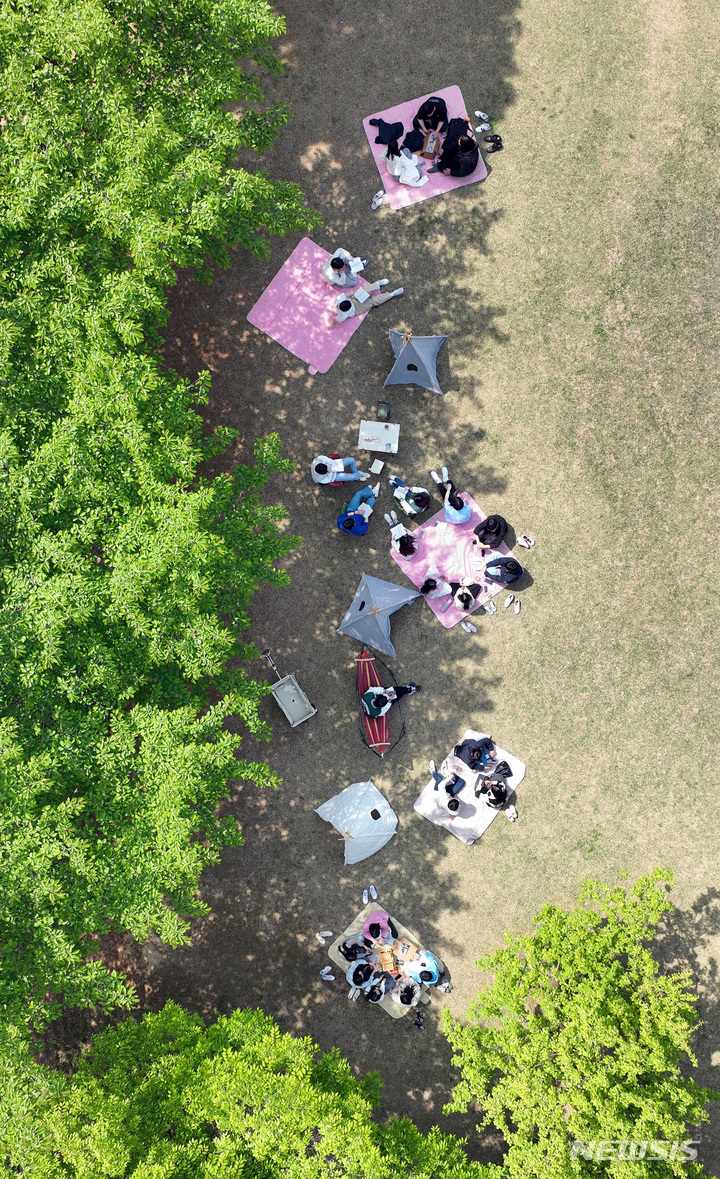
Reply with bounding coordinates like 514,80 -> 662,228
141,0 -> 720,1164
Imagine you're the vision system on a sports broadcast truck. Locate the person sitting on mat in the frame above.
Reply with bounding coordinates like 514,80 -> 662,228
430,466 -> 472,524
413,95 -> 449,135
362,910 -> 398,946
333,282 -> 404,324
448,578 -> 483,612
419,563 -> 453,599
403,947 -> 443,988
382,139 -> 428,187
346,960 -> 377,993
473,513 -> 509,550
360,683 -> 421,719
338,935 -> 371,964
312,455 -> 370,485
478,776 -> 510,809
484,555 -> 524,585
384,511 -> 419,559
390,476 -> 431,516
321,248 -> 368,288
430,117 -> 479,177
336,483 -> 380,535
390,977 -> 422,1008
454,735 -> 497,769
365,973 -> 396,1004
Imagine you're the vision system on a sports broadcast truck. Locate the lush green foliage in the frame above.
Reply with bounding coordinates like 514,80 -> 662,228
443,871 -> 718,1179
0,0 -> 318,1079
6,1002 -> 496,1178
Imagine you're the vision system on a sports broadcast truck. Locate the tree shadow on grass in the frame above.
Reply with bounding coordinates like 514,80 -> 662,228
102,0 -> 523,1159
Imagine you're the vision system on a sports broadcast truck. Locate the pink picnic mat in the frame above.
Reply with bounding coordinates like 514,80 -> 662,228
247,238 -> 377,374
363,86 -> 488,211
390,494 -> 511,629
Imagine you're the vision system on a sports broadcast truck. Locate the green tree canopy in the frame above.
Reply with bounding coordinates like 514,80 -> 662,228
5,1002 -> 497,1178
0,0 -> 318,1085
443,871 -> 717,1179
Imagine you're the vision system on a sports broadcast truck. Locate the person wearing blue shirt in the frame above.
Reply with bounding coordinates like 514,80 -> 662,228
336,484 -> 379,535
430,465 -> 472,524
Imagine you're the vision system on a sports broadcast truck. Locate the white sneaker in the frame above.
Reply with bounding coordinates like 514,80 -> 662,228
428,759 -> 436,773
504,594 -> 515,608
315,933 -> 326,945
475,110 -> 489,120
430,470 -> 442,484
505,804 -> 518,822
391,287 -> 404,296
461,621 -> 478,633
384,513 -> 393,525
320,966 -> 333,977
514,599 -> 521,614
321,972 -> 336,981
475,123 -> 490,133
485,600 -> 497,615
359,473 -> 370,480
350,987 -> 361,1000
371,483 -> 380,498
371,196 -> 383,210
390,509 -> 398,523
319,930 -> 333,939
441,466 -> 449,482
517,534 -> 532,548
362,889 -> 369,905
377,279 -> 389,286
369,884 -> 378,900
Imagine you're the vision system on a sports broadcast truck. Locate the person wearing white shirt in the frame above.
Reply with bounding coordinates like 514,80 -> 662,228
334,282 -> 404,324
383,140 -> 428,188
311,455 -> 369,484
321,248 -> 368,287
383,510 -> 418,559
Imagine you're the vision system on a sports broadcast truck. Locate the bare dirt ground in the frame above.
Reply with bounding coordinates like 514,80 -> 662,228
69,0 -> 720,1165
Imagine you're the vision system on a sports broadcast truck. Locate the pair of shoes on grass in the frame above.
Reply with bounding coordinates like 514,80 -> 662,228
362,885 -> 378,905
504,594 -> 522,615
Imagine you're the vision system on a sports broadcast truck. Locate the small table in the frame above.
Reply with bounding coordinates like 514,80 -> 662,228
358,420 -> 400,454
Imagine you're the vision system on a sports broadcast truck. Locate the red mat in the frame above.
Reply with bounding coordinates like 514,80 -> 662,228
356,650 -> 390,756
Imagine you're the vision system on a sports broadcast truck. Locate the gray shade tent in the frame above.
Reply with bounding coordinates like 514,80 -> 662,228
383,330 -> 448,396
337,574 -> 420,658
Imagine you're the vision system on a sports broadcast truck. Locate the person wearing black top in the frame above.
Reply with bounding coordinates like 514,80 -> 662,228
474,514 -> 508,549
433,117 -> 480,177
413,96 -> 449,135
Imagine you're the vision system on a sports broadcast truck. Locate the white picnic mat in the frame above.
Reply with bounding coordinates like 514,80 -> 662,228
413,729 -> 526,845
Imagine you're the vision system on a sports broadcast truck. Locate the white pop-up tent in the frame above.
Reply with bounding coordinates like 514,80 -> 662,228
315,780 -> 398,864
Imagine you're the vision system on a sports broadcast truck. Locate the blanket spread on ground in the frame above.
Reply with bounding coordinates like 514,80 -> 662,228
328,902 -> 444,1018
247,238 -> 376,373
389,493 -> 512,628
414,729 -> 526,845
363,85 -> 488,210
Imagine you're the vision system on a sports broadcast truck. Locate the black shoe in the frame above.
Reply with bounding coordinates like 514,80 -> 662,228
486,142 -> 504,153
406,683 -> 422,693
413,1014 -> 425,1030
484,135 -> 502,143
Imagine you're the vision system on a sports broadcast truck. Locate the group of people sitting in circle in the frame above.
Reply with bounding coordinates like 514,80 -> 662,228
338,909 -> 451,1025
369,96 -> 481,196
310,454 -> 527,620
429,735 -> 518,821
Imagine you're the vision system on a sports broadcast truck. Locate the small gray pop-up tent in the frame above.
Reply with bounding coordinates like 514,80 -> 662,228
316,780 -> 398,864
337,574 -> 420,658
383,330 -> 448,396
